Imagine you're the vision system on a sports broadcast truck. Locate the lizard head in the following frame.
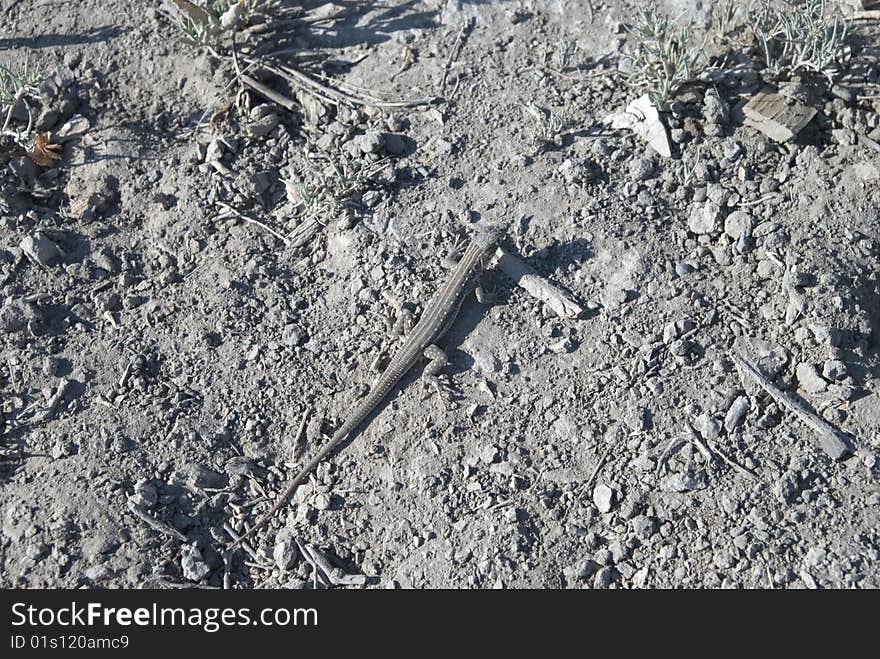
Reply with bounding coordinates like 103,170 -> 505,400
473,222 -> 506,251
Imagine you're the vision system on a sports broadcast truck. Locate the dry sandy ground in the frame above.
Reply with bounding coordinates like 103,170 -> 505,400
1,0 -> 879,588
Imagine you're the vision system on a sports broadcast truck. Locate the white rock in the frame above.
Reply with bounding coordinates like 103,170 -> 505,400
181,546 -> 210,582
724,210 -> 753,241
688,201 -> 721,235
796,362 -> 827,394
592,483 -> 615,513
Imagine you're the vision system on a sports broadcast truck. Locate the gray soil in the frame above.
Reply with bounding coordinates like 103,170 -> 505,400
1,0 -> 879,589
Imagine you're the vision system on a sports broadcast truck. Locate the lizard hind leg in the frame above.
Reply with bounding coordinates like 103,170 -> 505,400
421,344 -> 455,405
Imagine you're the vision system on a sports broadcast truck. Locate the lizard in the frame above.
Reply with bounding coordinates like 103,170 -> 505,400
230,225 -> 504,549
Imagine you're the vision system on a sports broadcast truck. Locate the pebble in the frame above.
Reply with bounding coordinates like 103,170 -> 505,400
688,201 -> 721,235
703,89 -> 730,125
592,483 -> 615,513
313,492 -> 332,511
480,444 -> 500,464
246,113 -> 281,137
383,133 -> 407,155
674,261 -> 694,277
205,138 -> 225,162
132,479 -> 158,507
273,540 -> 299,570
0,302 -> 27,334
629,157 -> 655,181
630,515 -> 656,540
20,233 -> 61,266
355,130 -> 385,155
593,566 -> 614,589
189,464 -> 225,489
660,472 -> 702,492
563,559 -> 596,583
724,396 -> 750,432
181,546 -> 211,582
796,362 -> 827,393
822,359 -> 847,381
724,210 -> 753,241
600,285 -> 628,309
694,412 -> 722,440
774,470 -> 800,504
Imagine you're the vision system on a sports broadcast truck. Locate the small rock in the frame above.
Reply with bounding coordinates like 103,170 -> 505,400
205,138 -> 225,162
247,113 -> 280,137
600,285 -> 628,309
674,262 -> 694,277
796,362 -> 827,394
724,210 -> 753,241
688,201 -> 721,235
0,302 -> 27,334
593,566 -> 614,589
629,157 -> 655,181
189,464 -> 226,489
20,233 -> 61,266
181,546 -> 211,582
832,128 -> 857,146
355,130 -> 385,155
774,470 -> 800,504
273,540 -> 299,570
660,472 -> 702,492
382,133 -> 407,155
563,559 -> 596,583
313,492 -> 332,511
822,359 -> 847,381
592,483 -> 615,513
694,412 -> 722,441
724,396 -> 750,432
704,89 -> 730,125
132,479 -> 158,507
630,515 -> 656,540
220,1 -> 244,29
480,445 -> 500,464
713,547 -> 737,570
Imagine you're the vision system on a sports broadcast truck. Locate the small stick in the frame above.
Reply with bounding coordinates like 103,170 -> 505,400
222,550 -> 232,590
303,543 -> 367,587
706,440 -> 759,481
223,522 -> 267,566
215,202 -> 291,245
574,445 -> 612,498
34,378 -> 72,423
729,350 -> 851,460
287,215 -> 325,248
6,355 -> 17,390
494,247 -> 584,318
241,74 -> 298,112
294,538 -> 328,587
440,18 -> 474,95
586,445 -> 612,486
247,58 -> 438,109
851,10 -> 880,21
127,501 -> 187,542
292,405 -> 311,456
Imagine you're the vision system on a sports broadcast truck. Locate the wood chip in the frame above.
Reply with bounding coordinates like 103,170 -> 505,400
730,350 -> 851,461
743,88 -> 816,142
494,247 -> 583,319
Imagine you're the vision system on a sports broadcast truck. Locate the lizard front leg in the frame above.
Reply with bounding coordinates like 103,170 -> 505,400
421,344 -> 455,404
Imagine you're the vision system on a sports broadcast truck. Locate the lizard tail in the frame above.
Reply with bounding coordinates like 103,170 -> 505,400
228,429 -> 348,550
